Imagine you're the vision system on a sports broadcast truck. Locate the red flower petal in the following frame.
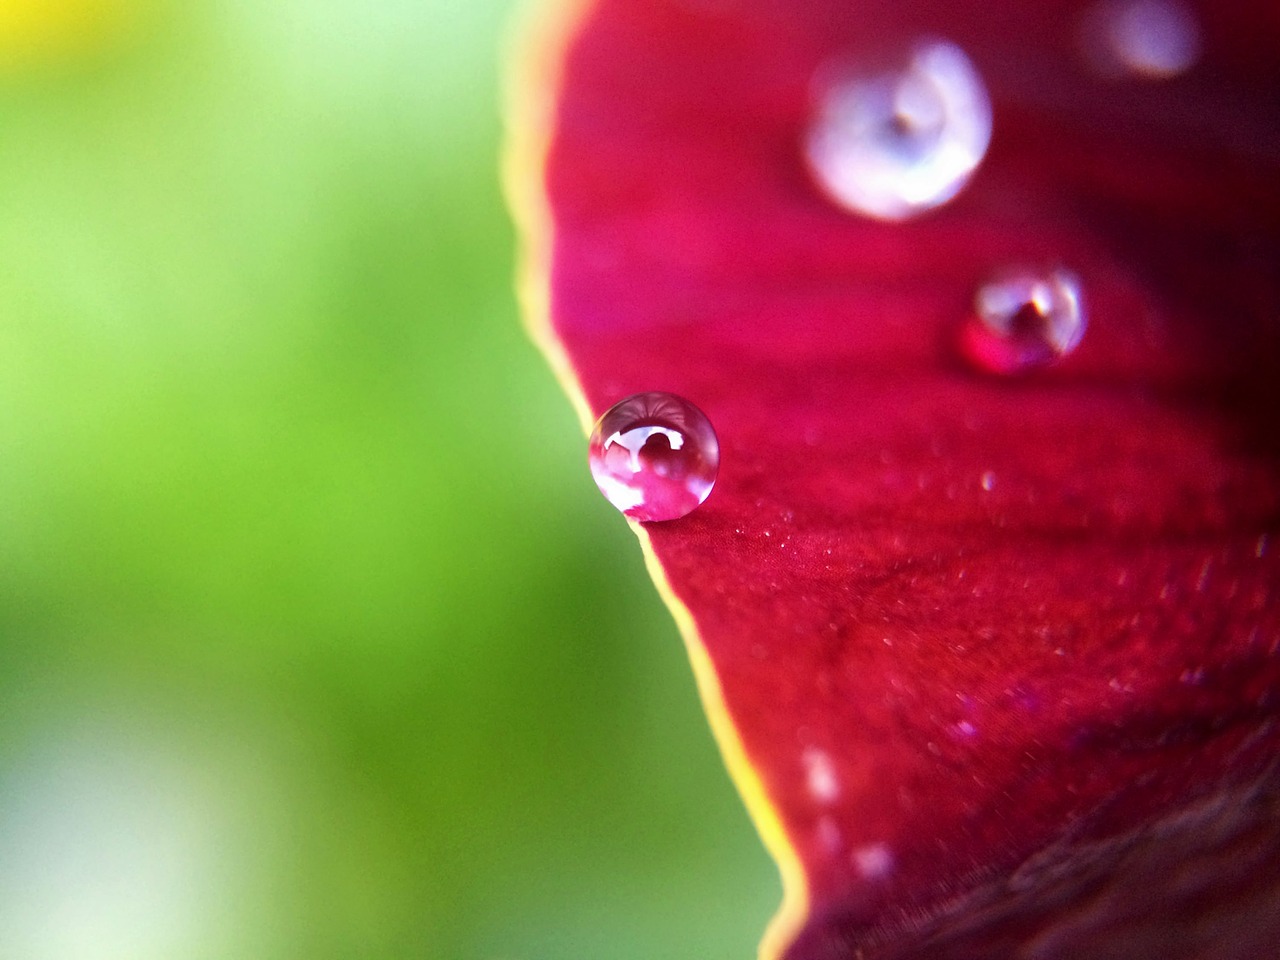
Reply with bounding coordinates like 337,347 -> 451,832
506,1 -> 1280,957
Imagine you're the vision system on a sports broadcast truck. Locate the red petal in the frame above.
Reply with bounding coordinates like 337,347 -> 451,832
506,2 -> 1280,957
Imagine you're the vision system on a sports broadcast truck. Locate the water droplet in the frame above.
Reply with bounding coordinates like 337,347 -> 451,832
805,39 -> 992,221
815,816 -> 843,854
588,392 -> 718,522
853,842 -> 894,879
961,268 -> 1086,373
802,748 -> 840,804
1081,0 -> 1200,80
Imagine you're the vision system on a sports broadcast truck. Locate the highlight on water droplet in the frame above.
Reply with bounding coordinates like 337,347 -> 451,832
1079,0 -> 1201,80
804,39 -> 992,222
959,267 -> 1086,374
588,392 -> 719,522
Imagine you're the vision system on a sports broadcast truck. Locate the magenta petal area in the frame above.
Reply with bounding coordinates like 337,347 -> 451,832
524,0 -> 1280,957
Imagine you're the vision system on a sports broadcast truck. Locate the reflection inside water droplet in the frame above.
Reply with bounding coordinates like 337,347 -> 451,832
588,392 -> 719,522
961,268 -> 1086,374
805,39 -> 992,221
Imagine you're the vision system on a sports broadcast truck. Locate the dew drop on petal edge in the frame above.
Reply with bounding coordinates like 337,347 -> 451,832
805,38 -> 993,222
960,268 -> 1086,374
588,392 -> 719,522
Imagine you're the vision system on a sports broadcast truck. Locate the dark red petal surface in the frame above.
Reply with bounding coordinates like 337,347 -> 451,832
509,1 -> 1280,957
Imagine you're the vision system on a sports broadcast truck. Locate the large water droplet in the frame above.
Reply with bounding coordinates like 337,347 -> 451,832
805,40 -> 993,222
1081,0 -> 1201,80
960,268 -> 1086,374
588,392 -> 719,522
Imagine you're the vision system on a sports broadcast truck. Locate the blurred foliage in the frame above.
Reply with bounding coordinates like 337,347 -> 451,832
0,0 -> 141,74
0,1 -> 777,958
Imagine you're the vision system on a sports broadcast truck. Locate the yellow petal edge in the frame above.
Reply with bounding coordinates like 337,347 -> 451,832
500,2 -> 808,957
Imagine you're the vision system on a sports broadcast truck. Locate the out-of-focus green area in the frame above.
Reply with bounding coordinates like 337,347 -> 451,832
0,2 -> 776,957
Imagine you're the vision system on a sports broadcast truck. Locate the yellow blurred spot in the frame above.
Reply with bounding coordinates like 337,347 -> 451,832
0,0 -> 140,73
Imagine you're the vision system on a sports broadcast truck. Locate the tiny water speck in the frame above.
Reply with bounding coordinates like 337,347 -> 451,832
961,268 -> 1086,373
588,392 -> 718,522
805,39 -> 992,221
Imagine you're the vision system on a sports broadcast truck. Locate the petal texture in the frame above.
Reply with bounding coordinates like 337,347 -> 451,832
508,1 -> 1280,956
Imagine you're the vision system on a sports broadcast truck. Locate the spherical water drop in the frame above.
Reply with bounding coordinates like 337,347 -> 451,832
1081,0 -> 1201,80
961,268 -> 1086,374
805,39 -> 992,222
588,392 -> 718,522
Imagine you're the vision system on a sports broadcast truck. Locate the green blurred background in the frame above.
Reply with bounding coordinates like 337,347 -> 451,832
0,2 -> 777,957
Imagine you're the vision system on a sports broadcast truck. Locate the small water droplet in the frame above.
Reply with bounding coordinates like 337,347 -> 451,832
853,842 -> 894,879
961,268 -> 1086,374
805,39 -> 992,221
1081,0 -> 1200,80
803,748 -> 840,804
815,816 -> 843,854
1196,558 -> 1212,592
588,392 -> 718,522
980,470 -> 996,491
